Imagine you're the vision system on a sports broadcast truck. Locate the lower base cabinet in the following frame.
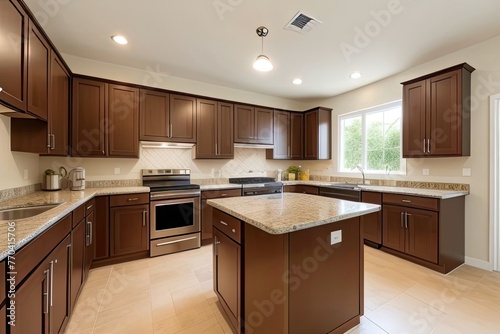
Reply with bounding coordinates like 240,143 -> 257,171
70,219 -> 85,310
202,189 -> 241,241
360,191 -> 382,246
110,204 -> 149,256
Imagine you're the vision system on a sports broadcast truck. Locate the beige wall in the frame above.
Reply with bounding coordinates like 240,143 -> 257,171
0,115 -> 40,190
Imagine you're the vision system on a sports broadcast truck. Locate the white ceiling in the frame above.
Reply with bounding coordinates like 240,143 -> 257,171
25,0 -> 500,102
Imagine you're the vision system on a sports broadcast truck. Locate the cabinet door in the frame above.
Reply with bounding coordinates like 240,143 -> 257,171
304,110 -> 318,159
234,104 -> 255,143
196,99 -> 217,158
402,79 -> 427,157
169,94 -> 196,142
429,70 -> 460,156
217,102 -> 234,158
110,204 -> 149,256
139,89 -> 170,141
272,111 -> 290,159
70,219 -> 85,311
304,108 -> 331,160
108,84 -> 139,157
27,21 -> 50,120
72,78 -> 107,157
406,208 -> 438,263
290,112 -> 304,159
50,235 -> 71,334
10,263 -> 49,334
361,191 -> 382,245
382,205 -> 405,252
213,228 -> 240,331
47,52 -> 69,156
0,0 -> 28,111
94,196 -> 109,261
255,107 -> 273,144
201,199 -> 213,240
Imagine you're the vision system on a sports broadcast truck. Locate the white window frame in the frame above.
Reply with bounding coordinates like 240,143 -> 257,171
338,100 -> 406,175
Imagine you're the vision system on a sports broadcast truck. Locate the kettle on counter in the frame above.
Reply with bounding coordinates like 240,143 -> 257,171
68,167 -> 86,190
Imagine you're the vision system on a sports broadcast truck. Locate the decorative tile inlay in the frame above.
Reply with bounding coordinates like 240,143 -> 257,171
0,183 -> 41,203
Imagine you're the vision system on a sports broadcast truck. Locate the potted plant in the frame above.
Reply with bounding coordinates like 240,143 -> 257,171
286,165 -> 301,181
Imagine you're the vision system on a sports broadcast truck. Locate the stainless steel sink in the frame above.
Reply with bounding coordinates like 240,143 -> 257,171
0,203 -> 62,220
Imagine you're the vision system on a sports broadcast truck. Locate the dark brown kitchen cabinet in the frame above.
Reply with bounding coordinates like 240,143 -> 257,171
110,204 -> 149,256
72,78 -> 107,157
201,189 -> 241,240
72,77 -> 139,157
267,111 -> 303,159
12,233 -> 71,334
0,0 -> 28,112
402,63 -> 475,157
213,223 -> 241,333
360,191 -> 382,247
94,196 -> 110,261
108,84 -> 139,157
283,184 -> 319,195
139,89 -> 170,141
27,20 -> 50,120
234,104 -> 273,145
381,192 -> 465,273
195,99 -> 234,159
70,218 -> 85,311
304,107 -> 332,160
169,94 -> 197,142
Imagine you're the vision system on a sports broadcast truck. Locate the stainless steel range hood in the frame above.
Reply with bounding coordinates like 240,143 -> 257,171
234,143 -> 274,149
141,141 -> 195,149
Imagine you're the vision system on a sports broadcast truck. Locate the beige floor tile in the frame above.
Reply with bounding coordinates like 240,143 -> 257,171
151,290 -> 176,323
447,264 -> 487,284
153,305 -> 218,333
215,312 -> 235,334
345,316 -> 388,334
463,275 -> 500,313
173,316 -> 224,334
366,293 -> 447,334
194,263 -> 213,283
95,295 -> 151,328
93,309 -> 153,334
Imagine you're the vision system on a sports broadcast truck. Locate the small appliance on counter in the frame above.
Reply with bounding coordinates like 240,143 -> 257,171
68,167 -> 86,190
42,166 -> 67,191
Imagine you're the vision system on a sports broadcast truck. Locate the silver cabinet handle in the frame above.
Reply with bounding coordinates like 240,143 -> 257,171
215,143 -> 218,155
232,228 -> 236,233
156,236 -> 197,247
43,269 -> 50,314
127,198 -> 139,201
87,221 -> 93,245
402,199 -> 412,203
219,220 -> 228,226
401,212 -> 405,228
288,146 -> 290,157
427,139 -> 431,154
86,204 -> 94,211
142,210 -> 147,227
50,260 -> 55,307
50,134 -> 55,150
47,134 -> 51,148
170,123 -> 173,138
405,213 -> 411,229
423,139 -> 426,154
221,193 -> 227,197
214,236 -> 220,256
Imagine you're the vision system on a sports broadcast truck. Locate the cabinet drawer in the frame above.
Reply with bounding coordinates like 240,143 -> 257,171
109,193 -> 149,207
202,189 -> 241,199
383,193 -> 439,211
213,209 -> 241,244
85,198 -> 95,215
73,203 -> 85,228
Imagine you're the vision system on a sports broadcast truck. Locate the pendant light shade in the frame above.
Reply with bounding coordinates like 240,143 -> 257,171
253,26 -> 273,72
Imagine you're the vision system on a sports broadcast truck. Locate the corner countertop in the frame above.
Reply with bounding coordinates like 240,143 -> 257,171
0,187 -> 149,261
207,193 -> 380,235
283,181 -> 468,199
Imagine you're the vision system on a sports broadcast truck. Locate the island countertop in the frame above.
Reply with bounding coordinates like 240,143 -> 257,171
207,192 -> 380,235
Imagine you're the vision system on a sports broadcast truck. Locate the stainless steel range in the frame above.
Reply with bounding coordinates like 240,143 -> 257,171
229,177 -> 283,196
142,169 -> 201,257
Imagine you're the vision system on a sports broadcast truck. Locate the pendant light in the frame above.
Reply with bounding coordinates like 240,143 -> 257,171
253,26 -> 273,72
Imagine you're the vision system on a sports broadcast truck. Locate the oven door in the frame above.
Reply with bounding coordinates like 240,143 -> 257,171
150,197 -> 200,239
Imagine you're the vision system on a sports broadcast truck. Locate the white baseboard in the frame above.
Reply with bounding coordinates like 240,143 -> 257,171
465,256 -> 492,271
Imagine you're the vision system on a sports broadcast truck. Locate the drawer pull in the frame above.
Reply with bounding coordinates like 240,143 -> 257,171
401,199 -> 412,203
127,198 -> 139,201
232,228 -> 236,233
221,193 -> 227,197
156,236 -> 197,247
86,204 -> 94,211
219,220 -> 228,226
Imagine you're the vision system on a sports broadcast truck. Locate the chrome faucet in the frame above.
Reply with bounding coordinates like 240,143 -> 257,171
355,165 -> 366,185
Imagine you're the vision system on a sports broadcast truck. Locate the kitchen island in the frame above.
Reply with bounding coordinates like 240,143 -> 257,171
207,193 -> 380,334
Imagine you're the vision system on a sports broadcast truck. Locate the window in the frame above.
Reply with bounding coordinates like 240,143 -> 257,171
339,100 -> 405,174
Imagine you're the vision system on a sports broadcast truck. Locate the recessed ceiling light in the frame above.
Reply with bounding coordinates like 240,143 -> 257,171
350,72 -> 361,79
111,35 -> 128,45
292,78 -> 302,85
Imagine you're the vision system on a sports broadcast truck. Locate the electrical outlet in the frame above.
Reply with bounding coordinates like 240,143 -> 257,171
463,168 -> 471,176
23,169 -> 28,180
114,168 -> 121,175
423,169 -> 429,176
330,230 -> 342,245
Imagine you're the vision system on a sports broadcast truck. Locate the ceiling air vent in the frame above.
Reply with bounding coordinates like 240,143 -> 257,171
284,11 -> 322,33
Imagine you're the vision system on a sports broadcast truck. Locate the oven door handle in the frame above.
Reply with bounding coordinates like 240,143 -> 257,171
156,236 -> 198,247
150,191 -> 201,200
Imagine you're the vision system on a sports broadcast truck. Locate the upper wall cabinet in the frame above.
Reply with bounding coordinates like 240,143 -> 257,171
234,104 -> 273,145
402,63 -> 475,158
72,77 -> 139,158
139,90 -> 196,143
27,20 -> 50,120
0,0 -> 28,112
195,98 -> 234,159
266,111 -> 303,160
304,107 -> 332,160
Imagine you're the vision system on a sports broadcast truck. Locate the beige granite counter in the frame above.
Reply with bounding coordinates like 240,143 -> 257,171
200,184 -> 242,191
283,181 -> 468,199
208,193 -> 380,235
0,187 -> 149,260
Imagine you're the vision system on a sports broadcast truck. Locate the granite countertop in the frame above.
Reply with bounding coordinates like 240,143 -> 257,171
0,187 -> 149,261
200,184 -> 242,191
208,193 -> 380,235
282,181 -> 468,199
